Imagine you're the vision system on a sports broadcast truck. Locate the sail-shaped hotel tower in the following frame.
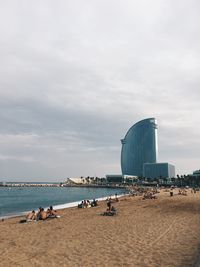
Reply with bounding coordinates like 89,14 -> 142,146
121,118 -> 158,177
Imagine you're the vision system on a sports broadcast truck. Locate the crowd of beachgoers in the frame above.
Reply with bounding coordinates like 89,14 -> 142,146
127,184 -> 199,197
16,185 -> 200,224
77,194 -> 119,216
77,199 -> 98,208
1,185 -> 200,266
19,194 -> 121,223
18,185 -> 199,223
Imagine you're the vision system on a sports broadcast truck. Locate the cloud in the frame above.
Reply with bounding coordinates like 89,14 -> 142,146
0,0 -> 199,180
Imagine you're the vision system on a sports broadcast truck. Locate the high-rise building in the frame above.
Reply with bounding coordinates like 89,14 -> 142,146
121,118 -> 158,176
143,163 -> 175,179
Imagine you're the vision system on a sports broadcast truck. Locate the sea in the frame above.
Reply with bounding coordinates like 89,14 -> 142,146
0,185 -> 127,219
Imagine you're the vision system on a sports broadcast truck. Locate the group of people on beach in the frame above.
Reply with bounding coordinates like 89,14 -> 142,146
18,187 -> 199,223
128,187 -> 158,200
77,195 -> 118,216
25,206 -> 58,222
142,191 -> 157,199
78,199 -> 98,208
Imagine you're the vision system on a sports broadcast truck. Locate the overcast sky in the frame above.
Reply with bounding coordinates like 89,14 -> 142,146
0,0 -> 199,181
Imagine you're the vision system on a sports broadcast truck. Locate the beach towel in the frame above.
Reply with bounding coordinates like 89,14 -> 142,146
101,211 -> 117,216
46,215 -> 61,220
19,219 -> 36,223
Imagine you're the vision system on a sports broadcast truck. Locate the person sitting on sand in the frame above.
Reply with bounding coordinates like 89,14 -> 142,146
47,206 -> 57,217
102,205 -> 117,216
83,200 -> 87,208
91,199 -> 98,207
142,192 -> 148,199
37,207 -> 47,220
182,189 -> 187,196
86,200 -> 91,208
111,206 -> 117,213
78,201 -> 84,208
26,210 -> 36,221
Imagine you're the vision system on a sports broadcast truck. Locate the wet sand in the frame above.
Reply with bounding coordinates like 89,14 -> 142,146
0,189 -> 200,267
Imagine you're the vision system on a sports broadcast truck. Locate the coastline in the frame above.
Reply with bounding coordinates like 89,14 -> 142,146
0,188 -> 200,267
0,192 -> 127,221
0,183 -> 126,188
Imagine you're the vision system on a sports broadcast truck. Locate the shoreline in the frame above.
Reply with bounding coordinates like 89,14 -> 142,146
0,183 -> 127,188
0,192 -> 128,221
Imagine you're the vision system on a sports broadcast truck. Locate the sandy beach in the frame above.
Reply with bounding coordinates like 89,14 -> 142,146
0,188 -> 200,267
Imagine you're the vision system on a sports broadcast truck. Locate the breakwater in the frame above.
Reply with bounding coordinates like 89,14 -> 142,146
0,182 -> 126,189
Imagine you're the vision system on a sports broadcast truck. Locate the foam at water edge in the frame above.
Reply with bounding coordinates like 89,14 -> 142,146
49,193 -> 126,210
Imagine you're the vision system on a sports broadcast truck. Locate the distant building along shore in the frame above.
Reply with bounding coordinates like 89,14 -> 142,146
120,118 -> 175,180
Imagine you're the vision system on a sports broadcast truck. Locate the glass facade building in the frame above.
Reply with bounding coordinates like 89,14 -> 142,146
106,175 -> 124,184
143,163 -> 175,179
193,170 -> 200,176
121,118 -> 158,176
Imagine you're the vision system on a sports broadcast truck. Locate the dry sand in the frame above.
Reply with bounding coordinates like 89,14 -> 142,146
0,189 -> 200,267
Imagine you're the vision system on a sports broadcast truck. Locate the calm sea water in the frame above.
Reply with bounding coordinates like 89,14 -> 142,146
0,186 -> 126,218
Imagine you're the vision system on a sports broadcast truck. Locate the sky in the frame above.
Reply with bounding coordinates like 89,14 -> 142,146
0,0 -> 199,182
